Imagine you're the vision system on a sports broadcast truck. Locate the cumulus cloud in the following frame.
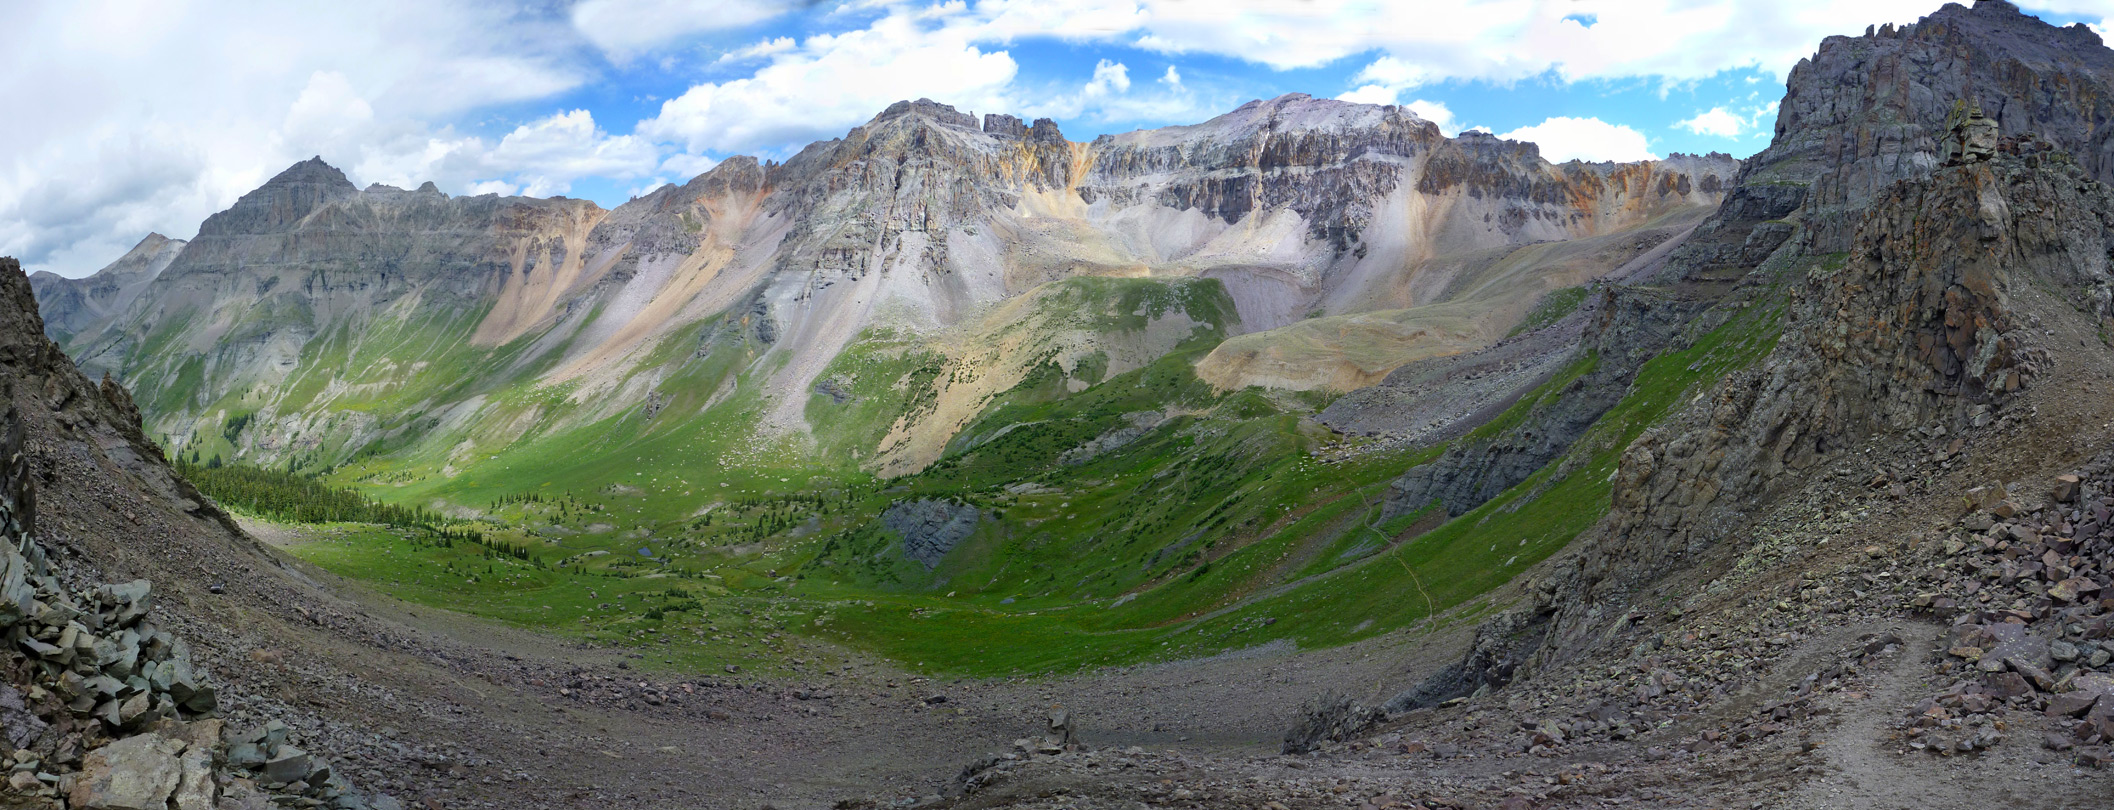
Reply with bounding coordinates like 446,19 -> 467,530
0,1 -> 599,276
1676,107 -> 1747,138
1329,87 -> 1460,135
639,10 -> 1019,155
659,153 -> 722,182
1128,0 -> 1944,81
572,0 -> 793,60
1084,60 -> 1132,97
1498,117 -> 1658,163
1404,101 -> 1460,135
1336,85 -> 1399,105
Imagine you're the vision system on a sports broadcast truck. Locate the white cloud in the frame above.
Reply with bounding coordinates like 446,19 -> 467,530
0,0 -> 598,276
1337,56 -> 1445,121
639,10 -> 1019,155
1353,56 -> 1430,89
717,36 -> 797,64
1085,60 -> 1132,97
486,110 -> 661,196
1021,56 -> 1208,125
1329,88 -> 1460,135
659,153 -> 722,181
1336,85 -> 1399,106
1404,100 -> 1459,136
1498,117 -> 1658,163
1677,107 -> 1746,138
465,180 -> 519,197
1127,0 -> 1947,82
572,0 -> 792,60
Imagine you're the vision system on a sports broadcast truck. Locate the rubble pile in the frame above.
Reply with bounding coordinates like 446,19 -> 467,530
0,406 -> 396,810
1907,470 -> 2114,765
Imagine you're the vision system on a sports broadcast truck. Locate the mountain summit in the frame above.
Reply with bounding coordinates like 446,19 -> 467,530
39,93 -> 1732,478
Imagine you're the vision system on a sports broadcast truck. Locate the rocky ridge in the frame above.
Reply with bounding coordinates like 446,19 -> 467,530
44,93 -> 1733,479
1746,0 -> 2114,251
26,235 -> 183,348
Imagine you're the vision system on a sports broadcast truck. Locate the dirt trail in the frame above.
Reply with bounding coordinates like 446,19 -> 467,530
1785,622 -> 2107,810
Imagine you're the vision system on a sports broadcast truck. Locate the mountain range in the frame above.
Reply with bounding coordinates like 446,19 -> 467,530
32,93 -> 1734,482
7,1 -> 2114,808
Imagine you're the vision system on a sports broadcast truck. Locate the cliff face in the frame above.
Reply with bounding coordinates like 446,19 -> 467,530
1367,2 -> 2114,706
1744,0 -> 2114,250
1578,141 -> 2098,620
44,95 -> 1731,476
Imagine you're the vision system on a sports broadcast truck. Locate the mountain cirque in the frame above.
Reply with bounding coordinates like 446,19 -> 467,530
8,1 -> 2114,809
35,92 -> 1732,478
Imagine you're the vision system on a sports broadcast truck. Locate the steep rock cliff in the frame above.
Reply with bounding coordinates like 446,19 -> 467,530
1744,0 -> 2114,250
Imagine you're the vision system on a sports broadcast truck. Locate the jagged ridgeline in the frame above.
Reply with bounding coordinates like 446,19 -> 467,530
33,94 -> 1733,490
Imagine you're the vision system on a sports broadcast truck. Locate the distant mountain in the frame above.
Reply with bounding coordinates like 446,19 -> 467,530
40,93 -> 1731,482
29,232 -> 184,346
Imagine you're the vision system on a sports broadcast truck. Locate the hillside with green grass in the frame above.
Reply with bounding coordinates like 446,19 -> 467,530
213,263 -> 1791,678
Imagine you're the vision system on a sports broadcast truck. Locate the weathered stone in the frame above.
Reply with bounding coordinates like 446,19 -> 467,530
0,686 -> 45,753
2007,657 -> 2057,692
92,582 -> 150,628
263,745 -> 311,784
114,692 -> 150,730
2055,474 -> 2082,503
880,500 -> 983,570
68,734 -> 184,810
226,744 -> 264,769
2049,691 -> 2103,718
171,745 -> 212,810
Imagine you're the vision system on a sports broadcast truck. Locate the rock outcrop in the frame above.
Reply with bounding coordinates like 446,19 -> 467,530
0,258 -> 398,810
880,499 -> 983,569
1586,140 -> 2089,601
1743,0 -> 2114,251
27,236 -> 184,349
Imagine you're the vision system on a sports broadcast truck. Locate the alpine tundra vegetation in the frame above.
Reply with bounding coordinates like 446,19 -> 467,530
3,1 -> 2114,808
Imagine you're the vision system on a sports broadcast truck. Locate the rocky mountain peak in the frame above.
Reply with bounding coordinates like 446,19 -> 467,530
264,156 -> 355,192
195,156 -> 358,236
1745,0 -> 2114,249
868,98 -> 982,131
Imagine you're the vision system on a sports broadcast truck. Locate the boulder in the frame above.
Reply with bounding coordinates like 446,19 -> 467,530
0,685 -> 46,751
171,745 -> 213,810
68,734 -> 184,810
92,582 -> 150,628
264,745 -> 311,784
2055,474 -> 2082,503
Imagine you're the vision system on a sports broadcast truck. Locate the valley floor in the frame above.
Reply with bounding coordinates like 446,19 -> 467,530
239,514 -> 1476,807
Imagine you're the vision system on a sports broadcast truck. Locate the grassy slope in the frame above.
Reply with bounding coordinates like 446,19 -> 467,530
249,260 -> 1792,678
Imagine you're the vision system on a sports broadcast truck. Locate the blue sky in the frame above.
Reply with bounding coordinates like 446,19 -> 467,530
5,0 -> 2110,276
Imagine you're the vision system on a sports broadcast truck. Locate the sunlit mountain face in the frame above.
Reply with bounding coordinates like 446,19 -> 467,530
6,2 -> 2114,808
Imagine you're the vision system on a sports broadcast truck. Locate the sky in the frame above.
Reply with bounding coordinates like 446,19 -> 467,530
5,0 -> 2111,277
